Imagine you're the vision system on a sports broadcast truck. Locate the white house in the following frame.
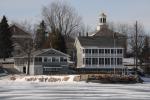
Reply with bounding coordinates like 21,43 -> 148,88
75,13 -> 127,74
14,48 -> 70,75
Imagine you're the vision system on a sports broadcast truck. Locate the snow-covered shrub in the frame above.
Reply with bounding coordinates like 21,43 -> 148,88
73,76 -> 80,81
10,76 -> 16,81
62,77 -> 69,81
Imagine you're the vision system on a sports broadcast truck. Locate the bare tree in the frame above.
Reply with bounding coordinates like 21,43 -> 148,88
22,40 -> 33,75
107,21 -> 116,32
107,21 -> 131,35
42,1 -> 83,37
107,21 -> 146,53
129,22 -> 145,55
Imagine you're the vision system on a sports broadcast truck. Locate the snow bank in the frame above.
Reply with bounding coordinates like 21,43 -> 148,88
7,75 -> 80,83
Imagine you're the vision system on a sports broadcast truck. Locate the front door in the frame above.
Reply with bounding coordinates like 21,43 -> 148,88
23,66 -> 26,74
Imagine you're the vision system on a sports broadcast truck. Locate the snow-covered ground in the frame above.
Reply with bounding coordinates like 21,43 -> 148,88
0,75 -> 150,100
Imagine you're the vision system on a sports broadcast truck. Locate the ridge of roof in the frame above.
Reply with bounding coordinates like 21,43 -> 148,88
14,48 -> 70,58
9,24 -> 32,36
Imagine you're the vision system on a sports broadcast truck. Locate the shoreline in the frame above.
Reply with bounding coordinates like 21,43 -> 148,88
0,74 -> 148,84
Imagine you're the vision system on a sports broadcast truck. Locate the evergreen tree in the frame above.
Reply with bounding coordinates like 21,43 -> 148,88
51,29 -> 67,53
141,36 -> 150,74
142,36 -> 150,62
35,20 -> 46,49
0,16 -> 13,60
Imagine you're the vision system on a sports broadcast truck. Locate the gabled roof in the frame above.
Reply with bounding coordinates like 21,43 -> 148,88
9,24 -> 32,38
37,48 -> 70,57
14,48 -> 70,58
76,27 -> 126,48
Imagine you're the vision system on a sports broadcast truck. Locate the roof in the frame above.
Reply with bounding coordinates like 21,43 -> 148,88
77,27 -> 126,48
14,48 -> 70,58
78,36 -> 126,48
93,27 -> 125,37
0,58 -> 14,63
100,13 -> 106,17
9,24 -> 32,38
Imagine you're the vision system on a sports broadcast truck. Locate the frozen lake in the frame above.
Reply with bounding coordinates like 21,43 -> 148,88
0,81 -> 150,100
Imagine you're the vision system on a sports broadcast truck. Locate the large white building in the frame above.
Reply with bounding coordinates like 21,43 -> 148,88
75,13 -> 126,73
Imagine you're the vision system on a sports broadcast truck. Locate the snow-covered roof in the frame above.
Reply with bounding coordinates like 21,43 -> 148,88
14,48 -> 70,58
0,58 -> 14,63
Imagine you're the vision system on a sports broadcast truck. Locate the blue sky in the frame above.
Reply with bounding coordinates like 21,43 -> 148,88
0,0 -> 150,32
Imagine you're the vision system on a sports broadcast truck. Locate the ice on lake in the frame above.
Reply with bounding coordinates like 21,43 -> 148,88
0,80 -> 150,100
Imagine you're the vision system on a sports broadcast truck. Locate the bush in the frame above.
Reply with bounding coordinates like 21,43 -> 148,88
73,76 -> 80,81
10,76 -> 16,81
63,77 -> 69,81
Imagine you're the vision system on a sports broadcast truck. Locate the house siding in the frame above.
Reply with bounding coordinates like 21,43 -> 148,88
14,48 -> 69,75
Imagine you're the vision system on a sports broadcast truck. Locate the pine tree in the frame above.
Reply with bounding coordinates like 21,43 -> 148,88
51,29 -> 67,53
142,36 -> 150,62
0,16 -> 13,60
141,36 -> 150,74
35,20 -> 46,49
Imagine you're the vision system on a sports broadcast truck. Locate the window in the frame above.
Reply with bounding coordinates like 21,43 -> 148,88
100,18 -> 103,23
111,58 -> 117,65
85,49 -> 88,53
85,58 -> 91,65
85,49 -> 91,54
105,58 -> 110,65
35,57 -> 42,62
52,57 -> 59,62
60,57 -> 67,62
92,58 -> 98,65
103,18 -> 106,23
117,49 -> 122,54
117,58 -> 122,65
64,58 -> 67,62
52,57 -> 55,62
35,57 -> 38,62
47,58 -> 51,62
39,57 -> 42,62
105,49 -> 110,54
60,57 -> 64,62
99,58 -> 104,65
111,49 -> 115,54
99,49 -> 104,54
92,49 -> 98,54
44,57 -> 47,62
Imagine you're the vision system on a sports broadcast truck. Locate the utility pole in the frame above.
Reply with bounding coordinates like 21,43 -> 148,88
135,21 -> 138,74
113,32 -> 116,74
